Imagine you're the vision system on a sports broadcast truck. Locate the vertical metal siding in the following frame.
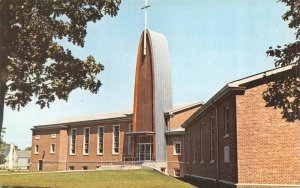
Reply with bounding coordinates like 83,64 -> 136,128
148,30 -> 173,161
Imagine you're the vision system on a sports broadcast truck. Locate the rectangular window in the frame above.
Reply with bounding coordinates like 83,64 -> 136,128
224,146 -> 230,163
224,107 -> 230,136
69,166 -> 74,170
210,116 -> 215,163
113,125 -> 120,154
70,128 -> 77,155
35,135 -> 40,140
98,126 -> 104,155
82,166 -> 88,170
200,123 -> 204,163
50,143 -> 55,153
174,169 -> 181,177
128,124 -> 132,155
34,145 -> 39,154
173,141 -> 181,155
83,127 -> 90,155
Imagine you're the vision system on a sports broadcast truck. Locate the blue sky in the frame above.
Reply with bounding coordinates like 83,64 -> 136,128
4,0 -> 295,149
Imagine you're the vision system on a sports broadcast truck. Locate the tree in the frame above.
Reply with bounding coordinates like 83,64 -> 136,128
0,0 -> 121,138
25,146 -> 31,151
264,0 -> 300,121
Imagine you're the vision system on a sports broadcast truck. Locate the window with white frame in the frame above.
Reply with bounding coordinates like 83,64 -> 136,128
35,135 -> 40,140
98,126 -> 104,154
51,134 -> 56,139
224,146 -> 230,163
224,107 -> 230,136
50,143 -> 55,153
83,127 -> 90,155
70,128 -> 77,155
35,145 -> 39,154
113,125 -> 120,154
173,141 -> 181,155
200,123 -> 204,162
210,116 -> 215,162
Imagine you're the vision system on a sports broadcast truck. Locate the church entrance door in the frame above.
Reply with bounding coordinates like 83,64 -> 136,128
137,143 -> 152,161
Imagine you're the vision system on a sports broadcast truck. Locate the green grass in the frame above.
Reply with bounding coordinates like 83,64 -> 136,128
0,169 -> 195,188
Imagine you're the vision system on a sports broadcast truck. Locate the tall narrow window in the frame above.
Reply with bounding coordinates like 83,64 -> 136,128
35,145 -> 39,154
70,128 -> 77,155
83,128 -> 90,155
210,116 -> 215,162
98,126 -> 104,154
113,125 -> 120,154
128,124 -> 132,155
50,143 -> 55,154
200,123 -> 204,162
224,107 -> 230,136
173,141 -> 181,155
193,128 -> 196,163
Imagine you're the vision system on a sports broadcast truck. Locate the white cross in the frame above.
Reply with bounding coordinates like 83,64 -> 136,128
141,0 -> 150,56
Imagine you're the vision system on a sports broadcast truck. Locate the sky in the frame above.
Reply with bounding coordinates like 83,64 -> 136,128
3,0 -> 295,149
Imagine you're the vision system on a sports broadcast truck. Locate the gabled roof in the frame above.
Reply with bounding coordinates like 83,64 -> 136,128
182,64 -> 296,128
16,151 -> 31,158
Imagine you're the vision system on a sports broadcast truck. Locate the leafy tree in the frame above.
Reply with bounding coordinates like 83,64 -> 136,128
25,146 -> 31,151
0,0 -> 121,138
264,0 -> 300,121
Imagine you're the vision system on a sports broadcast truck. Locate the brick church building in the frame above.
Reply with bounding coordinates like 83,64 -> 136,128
30,29 -> 299,188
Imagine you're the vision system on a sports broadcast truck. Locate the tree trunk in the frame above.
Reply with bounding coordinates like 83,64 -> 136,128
0,0 -> 8,144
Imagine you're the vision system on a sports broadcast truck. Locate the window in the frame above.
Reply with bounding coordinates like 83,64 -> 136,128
35,135 -> 40,140
113,125 -> 120,154
173,141 -> 181,155
69,166 -> 74,170
174,169 -> 181,177
82,166 -> 88,170
224,146 -> 230,163
97,126 -> 104,155
70,128 -> 77,155
51,134 -> 56,139
128,124 -> 132,155
83,128 -> 90,155
50,143 -> 55,153
34,145 -> 39,154
210,116 -> 215,163
28,159 -> 31,163
200,123 -> 204,163
224,107 -> 230,137
193,128 -> 196,163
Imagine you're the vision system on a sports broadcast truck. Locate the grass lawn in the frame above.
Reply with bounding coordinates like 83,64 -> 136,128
0,169 -> 195,188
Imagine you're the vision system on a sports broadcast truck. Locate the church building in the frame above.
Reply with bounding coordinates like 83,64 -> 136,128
30,29 -> 202,177
30,11 -> 299,187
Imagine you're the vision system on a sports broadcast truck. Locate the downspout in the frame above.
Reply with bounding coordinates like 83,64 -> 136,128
212,102 -> 220,187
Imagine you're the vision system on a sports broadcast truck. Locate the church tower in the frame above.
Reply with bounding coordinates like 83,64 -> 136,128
132,29 -> 172,161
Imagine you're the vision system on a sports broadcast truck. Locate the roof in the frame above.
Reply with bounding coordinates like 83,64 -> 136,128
166,101 -> 204,114
181,64 -> 296,128
16,151 -> 31,158
37,110 -> 133,127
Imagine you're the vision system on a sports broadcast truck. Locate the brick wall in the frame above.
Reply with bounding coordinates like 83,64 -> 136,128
31,120 -> 132,171
166,135 -> 184,177
183,95 -> 237,183
236,84 -> 300,185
